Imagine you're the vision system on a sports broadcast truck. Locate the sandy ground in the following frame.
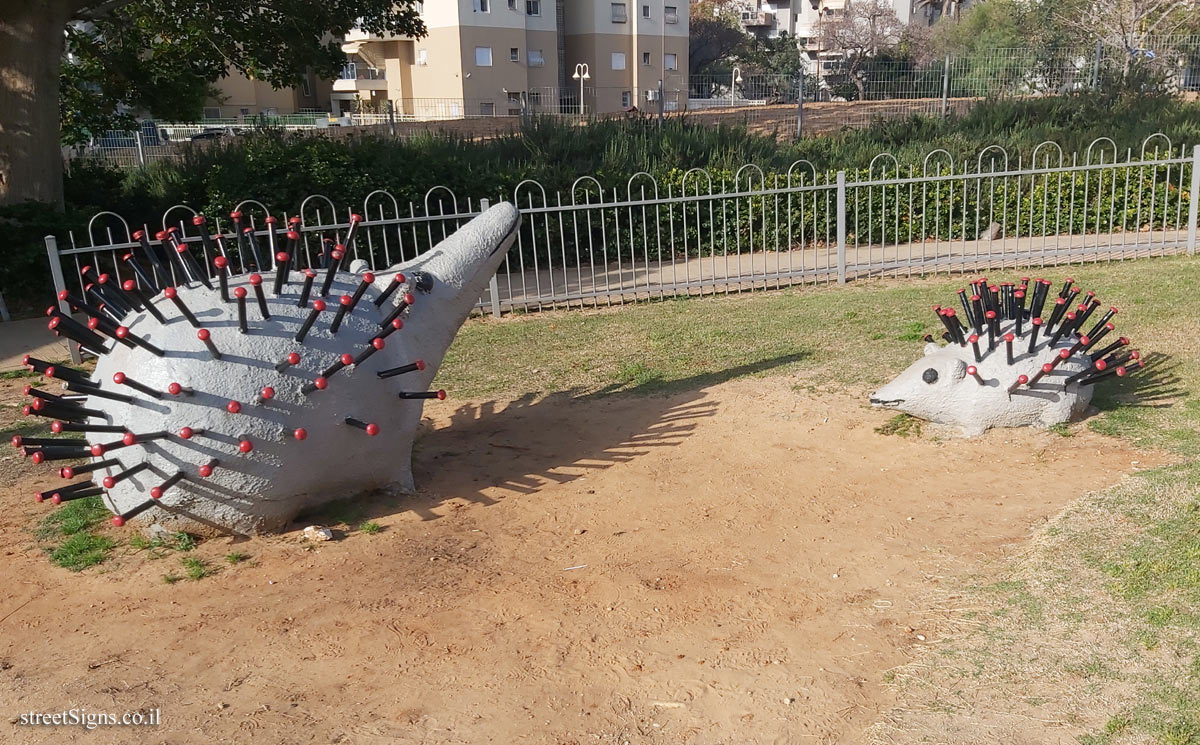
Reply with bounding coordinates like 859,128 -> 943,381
0,375 -> 1164,744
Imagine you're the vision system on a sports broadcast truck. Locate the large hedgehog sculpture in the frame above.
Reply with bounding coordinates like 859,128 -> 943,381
871,276 -> 1143,436
18,203 -> 520,534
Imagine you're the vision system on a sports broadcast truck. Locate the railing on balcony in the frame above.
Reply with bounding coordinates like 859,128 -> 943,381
740,10 -> 774,26
340,63 -> 385,81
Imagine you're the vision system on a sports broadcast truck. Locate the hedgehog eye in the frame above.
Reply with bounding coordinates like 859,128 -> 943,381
922,368 -> 939,384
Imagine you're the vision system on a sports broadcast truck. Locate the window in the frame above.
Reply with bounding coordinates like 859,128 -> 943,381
665,5 -> 678,23
417,48 -> 428,65
414,0 -> 423,12
475,46 -> 492,66
203,107 -> 222,120
300,74 -> 312,97
510,47 -> 520,61
508,0 -> 516,7
622,91 -> 632,108
611,52 -> 626,70
611,2 -> 627,22
529,91 -> 542,104
642,4 -> 650,17
664,53 -> 677,70
480,102 -> 495,116
478,0 -> 490,11
642,51 -> 651,65
527,49 -> 545,67
526,0 -> 540,15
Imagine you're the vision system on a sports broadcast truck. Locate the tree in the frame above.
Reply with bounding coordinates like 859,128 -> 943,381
816,0 -> 904,100
0,0 -> 425,208
688,0 -> 748,75
1051,0 -> 1200,88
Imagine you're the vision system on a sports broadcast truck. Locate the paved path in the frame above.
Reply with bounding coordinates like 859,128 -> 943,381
0,317 -> 73,371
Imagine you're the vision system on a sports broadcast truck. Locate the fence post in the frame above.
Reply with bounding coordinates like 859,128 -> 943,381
133,128 -> 146,167
45,235 -> 83,364
940,56 -> 950,119
1187,145 -> 1200,256
387,100 -> 396,137
836,171 -> 847,285
796,73 -> 804,139
1092,41 -> 1103,89
478,198 -> 503,318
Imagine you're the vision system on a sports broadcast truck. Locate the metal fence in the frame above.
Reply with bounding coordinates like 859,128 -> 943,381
48,134 -> 1199,362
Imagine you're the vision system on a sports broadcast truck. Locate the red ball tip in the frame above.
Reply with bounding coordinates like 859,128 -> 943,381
436,389 -> 447,400
154,230 -> 167,241
178,427 -> 194,439
1119,337 -> 1130,345
132,230 -> 144,240
11,436 -> 22,448
226,401 -> 242,414
1130,350 -> 1141,360
286,230 -> 300,240
1032,317 -> 1043,325
1042,363 -> 1054,372
167,383 -> 182,395
31,452 -> 44,464
1080,335 -> 1090,345
230,210 -> 242,218
199,465 -> 213,478
234,287 -> 247,298
57,289 -> 69,300
103,476 -> 116,489
966,365 -> 976,375
350,213 -> 363,223
313,299 -> 327,311
260,386 -> 275,400
60,467 -> 74,479
90,444 -> 105,456
242,226 -> 253,234
395,273 -> 406,283
1106,323 -> 1115,331
372,338 -> 385,350
112,372 -> 127,384
122,433 -> 136,446
1059,349 -> 1070,359
276,252 -> 289,262
331,250 -> 344,261
1015,291 -> 1025,298
985,310 -> 996,319
87,318 -> 100,330
315,377 -> 328,390
21,405 -> 31,417
1116,366 -> 1127,377
265,216 -> 277,224
21,384 -> 31,395
1110,307 -> 1119,314
1004,333 -> 1014,342
197,328 -> 210,341
363,272 -> 375,283
249,273 -> 262,286
21,354 -> 30,366
293,428 -> 308,441
1018,375 -> 1029,384
304,268 -> 317,278
339,294 -> 353,306
365,423 -> 380,436
31,399 -> 46,411
214,255 -> 228,268
340,353 -> 354,365
1095,360 -> 1108,371
150,487 -> 164,499
164,286 -> 177,298
944,308 -> 956,317
166,227 -> 178,235
52,494 -> 64,505
192,215 -> 206,226
1056,297 -> 1066,305
35,493 -> 44,502
403,293 -> 415,305
122,279 -> 136,292
1064,277 -> 1074,283
416,359 -> 426,370
50,421 -> 64,434
287,352 -> 301,364
238,439 -> 254,454
391,319 -> 403,330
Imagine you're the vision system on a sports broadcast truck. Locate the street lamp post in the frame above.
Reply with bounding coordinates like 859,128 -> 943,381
572,63 -> 590,118
731,66 -> 743,108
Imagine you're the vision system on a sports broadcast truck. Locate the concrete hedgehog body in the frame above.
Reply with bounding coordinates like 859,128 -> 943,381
21,203 -> 520,533
871,276 -> 1142,437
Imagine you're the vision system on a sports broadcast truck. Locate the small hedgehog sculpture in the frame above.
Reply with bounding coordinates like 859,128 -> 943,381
870,276 -> 1142,436
18,203 -> 520,533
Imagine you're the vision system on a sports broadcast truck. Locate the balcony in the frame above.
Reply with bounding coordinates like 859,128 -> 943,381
740,10 -> 774,26
333,63 -> 388,92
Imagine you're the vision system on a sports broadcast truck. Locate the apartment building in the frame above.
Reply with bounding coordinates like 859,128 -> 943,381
205,69 -> 332,119
564,1 -> 690,113
332,0 -> 688,117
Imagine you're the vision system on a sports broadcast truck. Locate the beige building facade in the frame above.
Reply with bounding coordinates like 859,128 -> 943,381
331,0 -> 688,117
205,69 -> 331,119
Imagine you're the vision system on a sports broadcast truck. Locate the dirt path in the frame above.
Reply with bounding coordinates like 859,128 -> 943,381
0,376 -> 1163,744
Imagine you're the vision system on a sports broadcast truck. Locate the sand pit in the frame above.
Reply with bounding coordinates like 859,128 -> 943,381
0,375 -> 1162,744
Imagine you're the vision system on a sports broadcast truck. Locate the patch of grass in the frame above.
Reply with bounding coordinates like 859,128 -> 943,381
162,573 -> 182,584
357,521 -> 382,534
875,413 -> 922,438
1048,422 -> 1072,437
181,557 -> 211,581
225,552 -> 249,564
49,533 -> 115,571
37,496 -> 109,539
172,532 -> 197,551
0,368 -> 44,380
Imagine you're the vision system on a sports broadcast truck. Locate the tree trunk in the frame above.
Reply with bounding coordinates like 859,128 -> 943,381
0,0 -> 73,208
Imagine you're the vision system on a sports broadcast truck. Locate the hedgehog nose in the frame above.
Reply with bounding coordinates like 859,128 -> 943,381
869,396 -> 902,407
